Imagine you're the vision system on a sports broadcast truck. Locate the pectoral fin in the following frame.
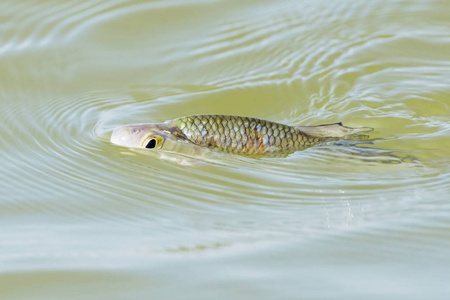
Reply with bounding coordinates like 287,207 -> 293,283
296,122 -> 373,138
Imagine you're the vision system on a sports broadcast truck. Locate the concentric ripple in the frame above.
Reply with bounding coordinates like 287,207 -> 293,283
0,0 -> 450,299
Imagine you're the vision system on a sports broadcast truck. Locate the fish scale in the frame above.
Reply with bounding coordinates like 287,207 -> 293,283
175,115 -> 322,156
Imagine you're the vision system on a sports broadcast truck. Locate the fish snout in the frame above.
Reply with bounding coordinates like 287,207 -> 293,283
111,126 -> 128,146
111,126 -> 144,147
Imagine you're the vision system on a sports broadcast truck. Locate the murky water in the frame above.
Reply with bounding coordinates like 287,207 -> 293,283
1,0 -> 449,299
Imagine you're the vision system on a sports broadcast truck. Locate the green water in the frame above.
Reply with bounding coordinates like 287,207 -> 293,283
1,0 -> 449,299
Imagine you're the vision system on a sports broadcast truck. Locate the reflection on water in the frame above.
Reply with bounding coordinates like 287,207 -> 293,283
1,0 -> 450,299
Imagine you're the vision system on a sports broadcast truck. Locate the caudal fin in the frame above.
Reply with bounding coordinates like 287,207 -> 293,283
296,122 -> 373,138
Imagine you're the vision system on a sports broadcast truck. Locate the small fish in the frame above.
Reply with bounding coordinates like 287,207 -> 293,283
111,115 -> 373,157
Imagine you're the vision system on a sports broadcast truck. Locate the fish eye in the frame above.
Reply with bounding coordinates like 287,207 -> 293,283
145,138 -> 156,149
142,134 -> 164,149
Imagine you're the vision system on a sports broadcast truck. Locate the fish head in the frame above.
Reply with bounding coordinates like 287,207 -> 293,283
110,123 -> 169,149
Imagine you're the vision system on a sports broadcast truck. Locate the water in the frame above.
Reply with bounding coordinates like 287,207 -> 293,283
1,0 -> 449,299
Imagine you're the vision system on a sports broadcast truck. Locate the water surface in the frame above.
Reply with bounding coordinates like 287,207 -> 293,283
1,0 -> 449,299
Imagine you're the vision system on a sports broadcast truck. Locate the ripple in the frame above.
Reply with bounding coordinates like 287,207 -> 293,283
1,84 -> 438,238
0,0 -> 449,288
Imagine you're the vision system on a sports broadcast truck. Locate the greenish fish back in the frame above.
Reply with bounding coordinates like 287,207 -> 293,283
174,115 -> 325,156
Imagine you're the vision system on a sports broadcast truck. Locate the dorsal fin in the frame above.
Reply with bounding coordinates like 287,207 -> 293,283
296,122 -> 373,138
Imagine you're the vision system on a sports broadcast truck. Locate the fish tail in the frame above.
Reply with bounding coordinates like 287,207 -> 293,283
296,122 -> 373,138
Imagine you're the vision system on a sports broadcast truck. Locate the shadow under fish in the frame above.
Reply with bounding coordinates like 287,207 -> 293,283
314,140 -> 420,165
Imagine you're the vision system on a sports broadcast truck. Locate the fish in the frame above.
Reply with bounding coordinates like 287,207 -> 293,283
110,114 -> 373,158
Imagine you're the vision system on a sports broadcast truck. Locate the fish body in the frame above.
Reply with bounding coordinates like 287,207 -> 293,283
111,114 -> 372,157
